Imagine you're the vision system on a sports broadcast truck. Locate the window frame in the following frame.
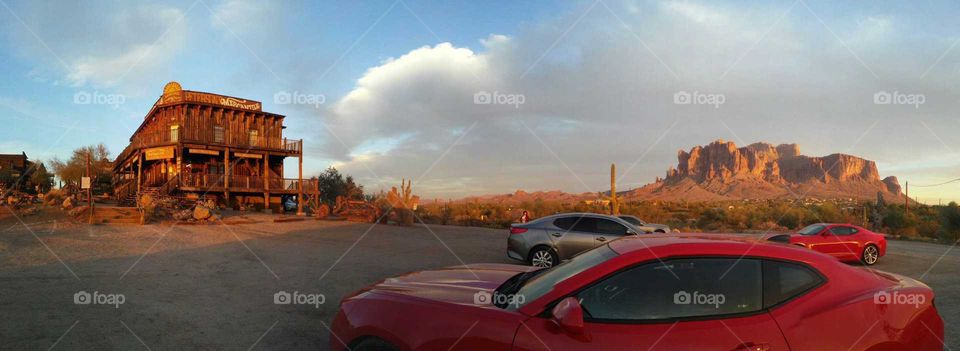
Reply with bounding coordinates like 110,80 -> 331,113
595,218 -> 628,236
829,226 -> 857,236
545,256 -> 827,325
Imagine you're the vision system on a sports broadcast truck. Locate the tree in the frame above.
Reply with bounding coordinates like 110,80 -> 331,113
29,162 -> 54,193
51,144 -> 112,191
317,167 -> 364,205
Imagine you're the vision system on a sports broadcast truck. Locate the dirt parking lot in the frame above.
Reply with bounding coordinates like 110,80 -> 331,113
1,210 -> 957,350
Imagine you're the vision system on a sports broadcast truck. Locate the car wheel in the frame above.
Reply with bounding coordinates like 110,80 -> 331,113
352,337 -> 399,351
654,229 -> 666,233
862,245 -> 879,265
529,247 -> 559,268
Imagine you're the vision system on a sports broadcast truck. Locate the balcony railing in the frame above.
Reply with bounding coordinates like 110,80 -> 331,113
180,173 -> 317,192
116,129 -> 302,165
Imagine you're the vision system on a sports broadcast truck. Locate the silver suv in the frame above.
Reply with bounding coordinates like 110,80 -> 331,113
507,212 -> 640,267
617,215 -> 672,233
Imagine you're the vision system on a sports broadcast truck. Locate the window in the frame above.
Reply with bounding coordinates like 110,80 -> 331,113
510,245 -> 618,310
829,226 -> 857,236
572,217 -> 597,232
596,219 -> 628,235
214,126 -> 224,143
762,260 -> 824,308
798,224 -> 825,235
248,130 -> 259,146
170,125 -> 180,142
578,258 -> 763,321
553,217 -> 579,230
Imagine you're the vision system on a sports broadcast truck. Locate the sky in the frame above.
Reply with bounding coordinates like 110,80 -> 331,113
2,0 -> 960,202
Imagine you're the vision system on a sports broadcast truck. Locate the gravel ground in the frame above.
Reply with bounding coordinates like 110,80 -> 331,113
0,208 -> 957,350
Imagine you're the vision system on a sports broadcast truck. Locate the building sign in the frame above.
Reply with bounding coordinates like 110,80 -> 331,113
234,152 -> 262,159
155,91 -> 262,111
145,146 -> 175,160
81,177 -> 91,189
189,149 -> 220,156
218,97 -> 261,111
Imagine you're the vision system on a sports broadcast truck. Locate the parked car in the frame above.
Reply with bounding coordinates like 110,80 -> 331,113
330,235 -> 944,351
616,215 -> 671,233
507,212 -> 641,267
789,223 -> 887,265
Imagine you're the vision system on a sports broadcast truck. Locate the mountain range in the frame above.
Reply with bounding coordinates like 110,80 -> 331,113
458,140 -> 903,204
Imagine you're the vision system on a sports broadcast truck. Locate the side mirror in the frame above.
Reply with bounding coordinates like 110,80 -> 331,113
551,297 -> 585,335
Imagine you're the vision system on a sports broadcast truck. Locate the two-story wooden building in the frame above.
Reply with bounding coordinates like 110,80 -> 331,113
113,82 -> 316,213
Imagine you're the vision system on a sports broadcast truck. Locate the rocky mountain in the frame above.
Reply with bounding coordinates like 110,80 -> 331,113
629,140 -> 902,201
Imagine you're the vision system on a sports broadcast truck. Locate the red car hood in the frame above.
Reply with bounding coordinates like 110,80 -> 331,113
359,263 -> 538,306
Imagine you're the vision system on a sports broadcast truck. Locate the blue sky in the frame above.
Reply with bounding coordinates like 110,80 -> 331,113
3,0 -> 960,201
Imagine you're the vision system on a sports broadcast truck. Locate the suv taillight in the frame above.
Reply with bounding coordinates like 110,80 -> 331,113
510,227 -> 528,235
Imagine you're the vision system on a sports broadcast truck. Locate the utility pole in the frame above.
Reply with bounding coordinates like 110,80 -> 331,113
86,152 -> 94,224
905,181 -> 909,216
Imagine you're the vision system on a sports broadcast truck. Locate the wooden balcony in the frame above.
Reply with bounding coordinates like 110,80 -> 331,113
179,173 -> 318,194
116,129 -> 301,166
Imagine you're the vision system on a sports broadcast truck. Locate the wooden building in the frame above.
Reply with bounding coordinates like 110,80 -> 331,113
113,82 -> 316,212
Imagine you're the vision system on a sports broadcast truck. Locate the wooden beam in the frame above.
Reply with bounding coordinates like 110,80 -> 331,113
263,151 -> 269,211
297,153 -> 304,216
224,147 -> 230,206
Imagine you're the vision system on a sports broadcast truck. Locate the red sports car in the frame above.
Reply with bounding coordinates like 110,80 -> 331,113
788,223 -> 887,265
330,235 -> 942,351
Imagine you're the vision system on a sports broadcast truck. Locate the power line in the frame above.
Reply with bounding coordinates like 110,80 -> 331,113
910,177 -> 960,188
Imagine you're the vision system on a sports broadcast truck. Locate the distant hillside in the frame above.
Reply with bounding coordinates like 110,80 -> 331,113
627,140 -> 902,201
459,140 -> 904,204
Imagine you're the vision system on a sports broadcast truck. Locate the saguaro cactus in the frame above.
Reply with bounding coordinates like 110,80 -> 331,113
598,163 -> 620,215
387,179 -> 420,226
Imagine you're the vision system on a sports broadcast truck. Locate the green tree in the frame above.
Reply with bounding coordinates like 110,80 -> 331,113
317,167 -> 364,205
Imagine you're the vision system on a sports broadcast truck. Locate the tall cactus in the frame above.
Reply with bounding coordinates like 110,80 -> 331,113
598,163 -> 620,215
387,178 -> 420,226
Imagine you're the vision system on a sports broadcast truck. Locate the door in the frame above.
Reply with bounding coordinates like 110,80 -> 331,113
827,226 -> 861,260
513,258 -> 790,351
550,216 -> 601,259
594,218 -> 629,246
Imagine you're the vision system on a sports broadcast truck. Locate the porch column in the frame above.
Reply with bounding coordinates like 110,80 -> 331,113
224,147 -> 230,206
297,153 -> 304,216
136,153 -> 142,195
263,152 -> 269,211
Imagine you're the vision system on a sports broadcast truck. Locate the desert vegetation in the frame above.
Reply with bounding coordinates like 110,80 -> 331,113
414,197 -> 960,243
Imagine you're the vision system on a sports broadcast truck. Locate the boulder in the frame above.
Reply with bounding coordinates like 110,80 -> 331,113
62,197 -> 74,210
193,205 -> 212,220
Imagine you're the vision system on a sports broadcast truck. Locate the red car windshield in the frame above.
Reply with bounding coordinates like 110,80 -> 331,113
507,245 -> 619,310
798,224 -> 826,235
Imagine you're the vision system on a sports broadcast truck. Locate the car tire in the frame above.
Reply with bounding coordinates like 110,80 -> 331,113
654,229 -> 666,233
352,337 -> 399,351
862,244 -> 880,265
528,246 -> 559,268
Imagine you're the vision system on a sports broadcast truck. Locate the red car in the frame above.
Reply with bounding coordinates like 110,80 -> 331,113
330,235 -> 942,351
789,223 -> 887,265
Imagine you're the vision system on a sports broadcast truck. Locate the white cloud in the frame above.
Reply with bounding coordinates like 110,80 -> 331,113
4,2 -> 187,91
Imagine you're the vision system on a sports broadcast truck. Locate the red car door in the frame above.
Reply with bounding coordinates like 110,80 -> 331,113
512,258 -> 789,351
